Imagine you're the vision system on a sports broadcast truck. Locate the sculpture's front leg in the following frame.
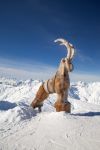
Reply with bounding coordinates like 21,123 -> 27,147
31,84 -> 49,111
63,90 -> 69,103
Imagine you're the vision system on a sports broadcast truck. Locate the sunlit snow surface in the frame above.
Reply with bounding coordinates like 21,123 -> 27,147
0,77 -> 100,150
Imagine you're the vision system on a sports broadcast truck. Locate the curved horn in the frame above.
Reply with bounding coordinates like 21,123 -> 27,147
54,38 -> 71,59
54,38 -> 75,60
69,43 -> 75,60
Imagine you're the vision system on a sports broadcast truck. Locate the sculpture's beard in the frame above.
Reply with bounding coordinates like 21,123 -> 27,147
69,63 -> 74,72
65,59 -> 74,72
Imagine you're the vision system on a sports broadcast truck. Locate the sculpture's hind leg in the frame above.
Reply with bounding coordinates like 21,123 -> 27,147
54,101 -> 71,112
54,92 -> 71,112
31,84 -> 49,111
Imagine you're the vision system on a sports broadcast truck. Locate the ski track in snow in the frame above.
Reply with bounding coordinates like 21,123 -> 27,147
0,77 -> 100,150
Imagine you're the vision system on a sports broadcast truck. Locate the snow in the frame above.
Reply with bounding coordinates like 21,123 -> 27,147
0,77 -> 100,150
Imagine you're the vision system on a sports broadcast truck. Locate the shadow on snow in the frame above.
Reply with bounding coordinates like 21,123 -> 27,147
72,111 -> 100,117
0,101 -> 17,111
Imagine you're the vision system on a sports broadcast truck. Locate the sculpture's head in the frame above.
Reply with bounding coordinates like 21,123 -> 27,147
54,38 -> 75,72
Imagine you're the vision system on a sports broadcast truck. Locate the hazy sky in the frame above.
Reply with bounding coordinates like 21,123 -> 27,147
0,0 -> 100,81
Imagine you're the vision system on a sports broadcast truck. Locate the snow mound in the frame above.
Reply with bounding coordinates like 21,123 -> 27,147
1,112 -> 100,150
0,102 -> 37,124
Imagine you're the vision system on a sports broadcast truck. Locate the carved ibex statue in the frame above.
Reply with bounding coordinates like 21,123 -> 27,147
31,38 -> 75,112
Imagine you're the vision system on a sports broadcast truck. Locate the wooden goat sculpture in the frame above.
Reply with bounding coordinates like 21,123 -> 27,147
31,38 -> 75,112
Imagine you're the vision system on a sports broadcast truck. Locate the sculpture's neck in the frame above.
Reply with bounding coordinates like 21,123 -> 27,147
57,60 -> 68,75
56,66 -> 69,78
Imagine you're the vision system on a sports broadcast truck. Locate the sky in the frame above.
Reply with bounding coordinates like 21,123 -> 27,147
0,0 -> 100,81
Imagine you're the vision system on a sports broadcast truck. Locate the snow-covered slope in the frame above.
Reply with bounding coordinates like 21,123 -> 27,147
0,77 -> 100,150
70,81 -> 100,105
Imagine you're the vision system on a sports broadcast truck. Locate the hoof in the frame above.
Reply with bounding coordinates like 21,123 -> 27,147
31,102 -> 43,112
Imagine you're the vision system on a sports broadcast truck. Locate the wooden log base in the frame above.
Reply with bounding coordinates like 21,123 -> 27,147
54,101 -> 71,113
